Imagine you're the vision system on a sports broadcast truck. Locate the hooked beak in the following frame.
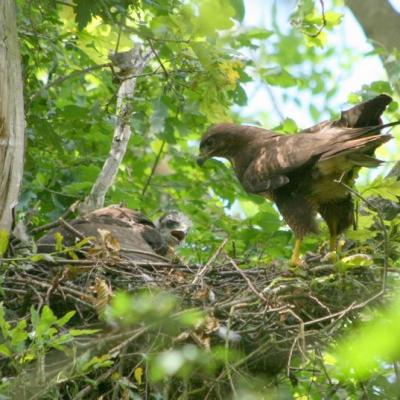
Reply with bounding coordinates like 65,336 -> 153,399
196,155 -> 208,166
197,150 -> 214,166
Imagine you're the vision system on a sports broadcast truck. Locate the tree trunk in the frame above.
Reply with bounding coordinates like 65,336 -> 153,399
346,0 -> 400,94
0,0 -> 25,256
346,0 -> 400,179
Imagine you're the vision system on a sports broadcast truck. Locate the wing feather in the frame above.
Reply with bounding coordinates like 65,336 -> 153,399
240,124 -> 394,194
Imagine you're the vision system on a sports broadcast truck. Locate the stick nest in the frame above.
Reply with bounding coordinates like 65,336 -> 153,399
2,235 -> 388,399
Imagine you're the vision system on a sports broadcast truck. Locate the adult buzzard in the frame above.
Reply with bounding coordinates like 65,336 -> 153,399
197,94 -> 400,265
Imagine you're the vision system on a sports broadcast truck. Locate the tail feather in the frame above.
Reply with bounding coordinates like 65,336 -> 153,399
347,153 -> 385,168
321,134 -> 392,161
339,94 -> 392,127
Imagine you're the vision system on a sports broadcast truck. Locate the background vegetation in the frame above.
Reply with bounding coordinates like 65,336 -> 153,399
1,0 -> 400,398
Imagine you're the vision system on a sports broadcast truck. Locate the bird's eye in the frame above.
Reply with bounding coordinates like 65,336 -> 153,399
205,137 -> 215,148
165,220 -> 178,229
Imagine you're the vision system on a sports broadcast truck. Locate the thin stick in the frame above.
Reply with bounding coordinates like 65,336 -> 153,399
192,238 -> 228,285
31,201 -> 79,234
305,0 -> 326,38
59,218 -> 86,240
29,64 -> 111,103
228,257 -> 268,303
141,140 -> 166,198
335,179 -> 389,291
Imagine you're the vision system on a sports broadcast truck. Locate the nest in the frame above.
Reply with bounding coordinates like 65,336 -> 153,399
1,227 -> 390,400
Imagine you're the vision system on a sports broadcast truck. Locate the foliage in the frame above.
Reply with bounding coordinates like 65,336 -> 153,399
1,0 -> 400,398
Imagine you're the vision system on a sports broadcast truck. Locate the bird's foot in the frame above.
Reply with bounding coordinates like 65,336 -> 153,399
289,256 -> 307,268
321,251 -> 337,264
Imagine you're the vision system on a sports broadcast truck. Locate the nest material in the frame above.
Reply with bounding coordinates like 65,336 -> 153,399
1,233 -> 387,398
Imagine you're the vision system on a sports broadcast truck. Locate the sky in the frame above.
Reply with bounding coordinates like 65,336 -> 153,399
241,0 -> 393,126
240,0 -> 400,180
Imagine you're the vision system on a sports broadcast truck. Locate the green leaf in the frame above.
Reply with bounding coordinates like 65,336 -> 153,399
275,118 -> 298,134
335,297 -> 400,380
336,254 -> 373,271
36,306 -> 58,338
230,0 -> 245,22
195,0 -> 235,35
54,232 -> 64,252
362,177 -> 400,202
69,328 -> 100,336
10,320 -> 28,347
246,28 -> 273,40
55,310 -> 76,327
0,303 -> 11,337
260,67 -> 298,88
0,344 -> 11,357
0,229 -> 9,257
73,0 -> 99,30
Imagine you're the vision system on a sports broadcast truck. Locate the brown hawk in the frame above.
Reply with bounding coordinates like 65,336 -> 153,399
197,94 -> 400,265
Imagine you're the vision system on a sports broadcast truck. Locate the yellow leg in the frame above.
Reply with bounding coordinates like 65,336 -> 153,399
329,232 -> 338,263
329,234 -> 337,252
290,238 -> 302,267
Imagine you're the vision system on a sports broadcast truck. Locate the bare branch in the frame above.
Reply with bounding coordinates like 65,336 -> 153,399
80,47 -> 153,213
29,63 -> 111,104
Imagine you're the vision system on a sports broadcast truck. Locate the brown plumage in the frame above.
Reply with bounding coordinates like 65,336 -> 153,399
37,205 -> 191,262
197,94 -> 400,265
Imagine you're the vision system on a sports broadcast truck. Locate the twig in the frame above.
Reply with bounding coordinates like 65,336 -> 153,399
73,364 -> 119,400
147,38 -> 169,79
107,326 -> 149,355
334,179 -> 389,291
305,0 -> 326,38
192,238 -> 228,285
29,63 -> 111,103
58,218 -> 86,240
228,257 -> 268,303
141,140 -> 166,198
303,290 -> 383,327
315,347 -> 333,386
120,247 -> 171,262
30,201 -> 79,234
266,84 -> 284,121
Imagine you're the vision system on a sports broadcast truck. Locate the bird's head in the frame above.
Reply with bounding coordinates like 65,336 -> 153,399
156,211 -> 192,245
197,123 -> 263,166
197,123 -> 240,166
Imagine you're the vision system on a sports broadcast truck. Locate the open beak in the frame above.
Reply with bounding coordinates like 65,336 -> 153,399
171,229 -> 186,242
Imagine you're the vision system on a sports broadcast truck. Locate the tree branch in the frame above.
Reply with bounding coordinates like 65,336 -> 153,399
346,0 -> 400,94
346,1 -> 400,178
79,46 -> 153,213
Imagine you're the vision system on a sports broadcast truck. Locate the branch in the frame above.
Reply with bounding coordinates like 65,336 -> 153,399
335,179 -> 389,291
306,0 -> 326,38
346,0 -> 400,94
192,238 -> 228,285
29,63 -> 111,104
80,46 -> 153,213
141,140 -> 166,198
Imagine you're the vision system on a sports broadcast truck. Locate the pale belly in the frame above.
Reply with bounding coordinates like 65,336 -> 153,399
308,178 -> 350,203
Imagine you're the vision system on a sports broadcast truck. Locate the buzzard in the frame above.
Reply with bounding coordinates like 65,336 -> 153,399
197,94 -> 400,266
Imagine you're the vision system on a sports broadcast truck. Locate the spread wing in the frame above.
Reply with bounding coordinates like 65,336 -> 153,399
241,125 -> 392,194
